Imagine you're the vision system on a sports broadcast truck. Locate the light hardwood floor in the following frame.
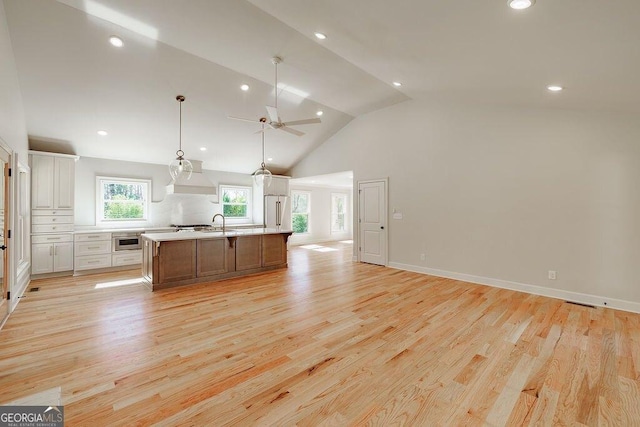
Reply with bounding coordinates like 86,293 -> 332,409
1,241 -> 639,426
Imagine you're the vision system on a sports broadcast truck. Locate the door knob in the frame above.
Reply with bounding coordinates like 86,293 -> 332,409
380,226 -> 384,230
0,245 -> 6,250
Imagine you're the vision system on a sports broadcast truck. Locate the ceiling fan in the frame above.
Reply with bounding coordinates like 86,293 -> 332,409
229,56 -> 321,136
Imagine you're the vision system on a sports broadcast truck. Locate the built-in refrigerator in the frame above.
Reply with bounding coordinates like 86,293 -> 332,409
264,195 -> 289,228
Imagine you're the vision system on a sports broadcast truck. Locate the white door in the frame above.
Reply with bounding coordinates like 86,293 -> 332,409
0,145 -> 9,316
358,179 -> 387,265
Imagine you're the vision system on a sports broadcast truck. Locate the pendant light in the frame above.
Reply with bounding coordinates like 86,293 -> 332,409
253,118 -> 273,187
169,95 -> 193,180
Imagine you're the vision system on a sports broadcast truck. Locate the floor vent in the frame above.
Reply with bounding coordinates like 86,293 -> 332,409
29,287 -> 40,292
565,300 -> 595,308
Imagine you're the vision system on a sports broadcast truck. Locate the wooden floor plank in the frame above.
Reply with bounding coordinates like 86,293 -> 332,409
0,241 -> 639,426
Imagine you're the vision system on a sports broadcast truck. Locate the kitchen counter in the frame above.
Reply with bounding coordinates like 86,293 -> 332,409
141,229 -> 292,291
143,227 -> 292,242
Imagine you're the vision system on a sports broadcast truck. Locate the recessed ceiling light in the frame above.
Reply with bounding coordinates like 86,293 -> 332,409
314,32 -> 327,40
240,84 -> 250,91
97,130 -> 108,136
393,81 -> 402,87
316,110 -> 323,116
267,157 -> 273,161
508,0 -> 535,10
547,85 -> 563,92
109,36 -> 123,47
200,147 -> 207,151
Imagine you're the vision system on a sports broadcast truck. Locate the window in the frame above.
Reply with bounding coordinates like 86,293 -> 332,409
291,191 -> 310,233
96,177 -> 150,223
220,185 -> 251,219
331,193 -> 348,233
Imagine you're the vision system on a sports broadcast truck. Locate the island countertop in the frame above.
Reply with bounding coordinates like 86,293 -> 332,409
142,227 -> 292,242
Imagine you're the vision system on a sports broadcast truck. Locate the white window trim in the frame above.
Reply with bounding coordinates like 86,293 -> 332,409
219,184 -> 252,223
331,192 -> 348,234
96,176 -> 151,225
291,190 -> 311,234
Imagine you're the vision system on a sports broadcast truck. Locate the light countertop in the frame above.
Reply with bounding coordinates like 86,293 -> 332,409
142,228 -> 292,242
73,227 -> 175,234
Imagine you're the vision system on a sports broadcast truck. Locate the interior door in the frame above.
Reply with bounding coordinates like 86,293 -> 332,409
0,144 -> 10,317
358,179 -> 387,265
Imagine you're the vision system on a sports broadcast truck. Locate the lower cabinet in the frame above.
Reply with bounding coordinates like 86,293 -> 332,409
32,234 -> 73,274
143,233 -> 291,290
158,240 -> 197,283
74,232 -> 111,272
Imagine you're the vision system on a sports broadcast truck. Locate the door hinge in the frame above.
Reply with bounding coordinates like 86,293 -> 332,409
7,168 -> 11,177
7,230 -> 10,239
6,291 -> 9,300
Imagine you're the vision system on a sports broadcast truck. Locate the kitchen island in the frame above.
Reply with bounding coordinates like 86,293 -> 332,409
141,228 -> 293,290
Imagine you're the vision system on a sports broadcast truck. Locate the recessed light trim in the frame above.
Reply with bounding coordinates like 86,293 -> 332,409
97,130 -> 108,136
314,32 -> 327,40
508,0 -> 535,10
240,84 -> 250,91
267,157 -> 273,161
200,147 -> 207,151
316,110 -> 323,116
547,85 -> 563,92
109,35 -> 123,47
393,81 -> 402,87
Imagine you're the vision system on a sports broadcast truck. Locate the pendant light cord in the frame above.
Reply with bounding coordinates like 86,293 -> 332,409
274,60 -> 278,110
176,95 -> 185,157
261,123 -> 266,168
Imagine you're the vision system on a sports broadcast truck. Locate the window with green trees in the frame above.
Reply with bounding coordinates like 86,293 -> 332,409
291,191 -> 310,233
97,177 -> 150,222
331,193 -> 347,233
221,186 -> 251,219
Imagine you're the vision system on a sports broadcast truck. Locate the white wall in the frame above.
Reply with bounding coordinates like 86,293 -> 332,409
288,185 -> 352,245
290,99 -> 640,309
1,0 -> 29,313
75,156 -> 253,227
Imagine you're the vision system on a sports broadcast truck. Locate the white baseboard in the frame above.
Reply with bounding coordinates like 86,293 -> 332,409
10,266 -> 31,313
388,262 -> 640,314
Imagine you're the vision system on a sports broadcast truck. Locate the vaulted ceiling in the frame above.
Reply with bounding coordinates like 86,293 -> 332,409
5,0 -> 640,174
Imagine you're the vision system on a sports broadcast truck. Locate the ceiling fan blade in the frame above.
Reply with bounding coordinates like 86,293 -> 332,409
280,126 -> 305,137
283,118 -> 321,126
253,127 -> 275,134
228,115 -> 261,123
265,106 -> 279,123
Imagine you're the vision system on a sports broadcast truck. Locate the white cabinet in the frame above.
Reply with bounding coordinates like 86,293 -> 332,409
74,233 -> 112,272
30,154 -> 76,210
30,151 -> 78,276
31,234 -> 74,274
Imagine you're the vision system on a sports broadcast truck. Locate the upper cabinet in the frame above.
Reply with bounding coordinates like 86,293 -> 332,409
264,176 -> 289,196
30,152 -> 78,210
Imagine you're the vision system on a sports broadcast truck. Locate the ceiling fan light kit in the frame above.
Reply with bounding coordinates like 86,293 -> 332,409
169,95 -> 193,180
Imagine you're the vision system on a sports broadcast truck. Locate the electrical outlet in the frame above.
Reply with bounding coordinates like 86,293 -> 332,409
420,253 -> 426,261
548,270 -> 557,280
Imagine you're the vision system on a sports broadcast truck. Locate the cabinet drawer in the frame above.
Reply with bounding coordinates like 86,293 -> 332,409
74,233 -> 111,242
74,254 -> 111,271
32,234 -> 73,244
33,215 -> 74,225
75,241 -> 111,256
32,209 -> 73,216
32,224 -> 74,233
112,251 -> 142,266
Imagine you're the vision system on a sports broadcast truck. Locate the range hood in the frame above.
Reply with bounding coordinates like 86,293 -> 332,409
166,160 -> 217,196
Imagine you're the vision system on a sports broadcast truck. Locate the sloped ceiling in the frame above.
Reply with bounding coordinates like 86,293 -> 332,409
4,0 -> 640,174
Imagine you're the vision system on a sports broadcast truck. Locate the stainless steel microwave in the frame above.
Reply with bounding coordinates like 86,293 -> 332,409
112,232 -> 142,251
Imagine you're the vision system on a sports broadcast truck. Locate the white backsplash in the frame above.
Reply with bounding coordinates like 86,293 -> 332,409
151,193 -> 219,225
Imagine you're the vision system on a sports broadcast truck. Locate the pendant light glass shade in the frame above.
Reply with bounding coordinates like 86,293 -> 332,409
253,120 -> 272,187
169,95 -> 193,180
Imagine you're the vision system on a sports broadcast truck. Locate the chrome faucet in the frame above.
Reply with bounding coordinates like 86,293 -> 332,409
212,213 -> 226,232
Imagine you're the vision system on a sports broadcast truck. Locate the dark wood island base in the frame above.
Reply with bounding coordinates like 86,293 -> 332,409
142,230 -> 292,291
